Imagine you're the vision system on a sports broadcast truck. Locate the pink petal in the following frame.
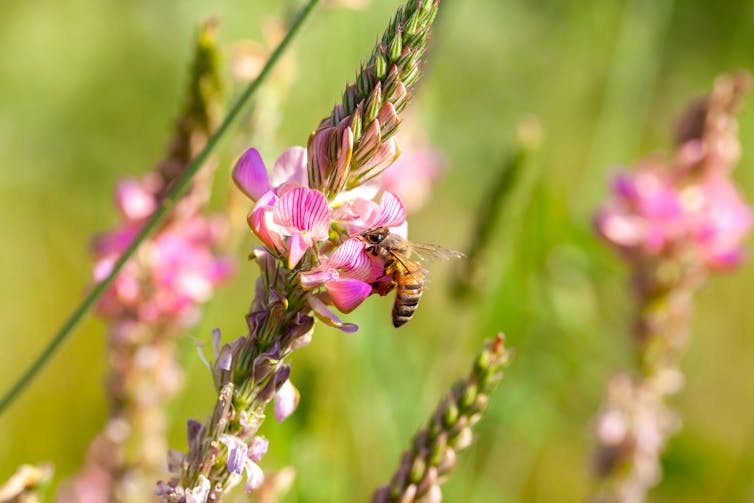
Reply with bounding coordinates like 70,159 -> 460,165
372,191 -> 406,228
249,192 -> 285,253
115,178 -> 156,220
233,148 -> 272,201
274,187 -> 331,239
288,232 -> 308,269
326,238 -> 374,281
274,380 -> 300,422
271,146 -> 308,188
300,269 -> 338,288
325,279 -> 372,313
308,294 -> 359,333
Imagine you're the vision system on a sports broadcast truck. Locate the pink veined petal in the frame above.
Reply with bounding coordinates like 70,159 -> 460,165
333,197 -> 381,235
326,238 -> 373,281
288,232 -> 309,269
325,279 -> 372,313
233,148 -> 272,201
372,191 -> 406,228
308,294 -> 359,333
299,269 -> 338,288
271,146 -> 308,188
274,380 -> 300,422
115,178 -> 156,220
274,187 -> 331,239
249,191 -> 285,253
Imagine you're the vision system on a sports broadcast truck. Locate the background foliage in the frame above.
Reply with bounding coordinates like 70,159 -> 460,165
1,0 -> 754,501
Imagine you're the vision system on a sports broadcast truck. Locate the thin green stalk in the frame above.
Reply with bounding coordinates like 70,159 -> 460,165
0,0 -> 321,417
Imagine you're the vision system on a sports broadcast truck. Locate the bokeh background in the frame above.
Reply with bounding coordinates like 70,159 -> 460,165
2,0 -> 754,501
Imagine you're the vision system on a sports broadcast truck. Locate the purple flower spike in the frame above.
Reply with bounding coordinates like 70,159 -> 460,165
274,379 -> 300,422
233,148 -> 273,201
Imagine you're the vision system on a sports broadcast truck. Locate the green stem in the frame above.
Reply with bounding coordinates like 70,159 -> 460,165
0,0 -> 321,417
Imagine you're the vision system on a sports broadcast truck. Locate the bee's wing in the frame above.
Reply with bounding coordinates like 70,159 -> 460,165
411,242 -> 465,262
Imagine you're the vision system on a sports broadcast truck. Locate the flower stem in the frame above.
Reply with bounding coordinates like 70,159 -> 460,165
0,0 -> 321,417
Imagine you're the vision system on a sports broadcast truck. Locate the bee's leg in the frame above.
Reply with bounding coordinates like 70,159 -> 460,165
371,280 -> 395,296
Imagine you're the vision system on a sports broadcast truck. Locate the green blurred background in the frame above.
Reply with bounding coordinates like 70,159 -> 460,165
2,0 -> 754,501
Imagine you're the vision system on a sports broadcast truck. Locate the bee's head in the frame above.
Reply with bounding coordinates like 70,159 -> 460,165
361,226 -> 388,245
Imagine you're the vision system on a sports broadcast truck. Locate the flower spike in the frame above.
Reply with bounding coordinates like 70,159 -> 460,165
308,0 -> 441,197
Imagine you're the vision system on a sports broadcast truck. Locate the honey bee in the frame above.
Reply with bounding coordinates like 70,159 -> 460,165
358,226 -> 464,327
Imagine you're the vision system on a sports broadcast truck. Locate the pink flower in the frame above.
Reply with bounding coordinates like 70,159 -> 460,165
687,177 -> 752,269
332,191 -> 407,236
248,187 -> 331,268
92,190 -> 233,325
595,166 -> 686,256
232,147 -> 308,201
300,238 -> 381,313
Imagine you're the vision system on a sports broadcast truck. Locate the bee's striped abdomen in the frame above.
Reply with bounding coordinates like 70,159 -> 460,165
392,272 -> 424,327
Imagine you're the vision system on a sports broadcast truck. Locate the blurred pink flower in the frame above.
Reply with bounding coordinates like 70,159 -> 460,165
92,178 -> 233,326
687,177 -> 752,269
377,148 -> 445,212
595,166 -> 686,257
596,162 -> 752,270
